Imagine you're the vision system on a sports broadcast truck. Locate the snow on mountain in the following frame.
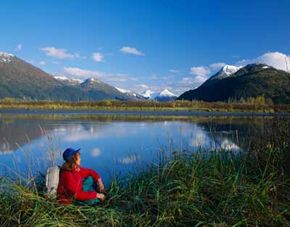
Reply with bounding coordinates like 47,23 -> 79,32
83,77 -> 100,84
141,90 -> 155,99
159,89 -> 176,97
211,65 -> 242,80
140,89 -> 176,101
0,52 -> 15,63
116,87 -> 137,97
116,87 -> 146,99
155,89 -> 177,102
116,87 -> 131,94
222,65 -> 241,75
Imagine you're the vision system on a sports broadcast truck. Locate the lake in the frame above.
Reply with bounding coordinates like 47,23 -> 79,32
0,112 -> 287,184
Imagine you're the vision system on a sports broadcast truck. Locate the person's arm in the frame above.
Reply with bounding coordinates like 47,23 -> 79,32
80,167 -> 100,181
62,172 -> 98,201
97,178 -> 105,193
80,167 -> 106,193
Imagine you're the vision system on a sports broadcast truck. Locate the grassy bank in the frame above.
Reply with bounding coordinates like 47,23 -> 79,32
1,99 -> 290,113
0,151 -> 289,226
0,122 -> 289,226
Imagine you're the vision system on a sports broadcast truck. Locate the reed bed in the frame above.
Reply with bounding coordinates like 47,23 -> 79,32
0,119 -> 289,226
1,99 -> 290,113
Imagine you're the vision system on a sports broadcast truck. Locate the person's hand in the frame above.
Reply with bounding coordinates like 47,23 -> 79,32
99,185 -> 106,193
96,193 -> 106,201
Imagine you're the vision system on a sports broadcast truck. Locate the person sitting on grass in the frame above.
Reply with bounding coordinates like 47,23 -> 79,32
57,148 -> 105,205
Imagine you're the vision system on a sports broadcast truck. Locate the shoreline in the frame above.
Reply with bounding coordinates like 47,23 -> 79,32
1,108 -> 290,117
1,100 -> 290,115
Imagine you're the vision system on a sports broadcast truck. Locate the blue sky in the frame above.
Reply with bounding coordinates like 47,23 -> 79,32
0,0 -> 290,95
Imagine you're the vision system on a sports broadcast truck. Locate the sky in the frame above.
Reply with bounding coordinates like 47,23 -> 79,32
0,0 -> 290,95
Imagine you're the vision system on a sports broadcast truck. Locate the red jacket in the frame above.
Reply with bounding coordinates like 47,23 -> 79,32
57,166 -> 100,204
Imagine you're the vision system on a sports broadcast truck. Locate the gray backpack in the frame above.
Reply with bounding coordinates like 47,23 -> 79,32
45,166 -> 60,197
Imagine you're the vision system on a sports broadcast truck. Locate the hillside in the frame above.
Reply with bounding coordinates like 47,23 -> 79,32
178,64 -> 290,104
0,52 -> 136,101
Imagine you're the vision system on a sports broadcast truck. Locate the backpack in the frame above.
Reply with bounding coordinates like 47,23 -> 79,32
45,166 -> 60,197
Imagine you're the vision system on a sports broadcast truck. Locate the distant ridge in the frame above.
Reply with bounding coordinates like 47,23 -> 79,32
0,52 -> 139,101
140,89 -> 177,102
178,63 -> 290,104
155,89 -> 177,102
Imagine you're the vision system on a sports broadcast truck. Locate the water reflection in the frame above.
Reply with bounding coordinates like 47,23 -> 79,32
0,115 -> 281,182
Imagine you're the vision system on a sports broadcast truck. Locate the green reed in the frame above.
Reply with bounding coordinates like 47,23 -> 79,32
0,119 -> 289,226
1,99 -> 290,113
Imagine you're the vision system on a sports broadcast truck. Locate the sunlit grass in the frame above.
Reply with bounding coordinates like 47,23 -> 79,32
0,99 -> 289,113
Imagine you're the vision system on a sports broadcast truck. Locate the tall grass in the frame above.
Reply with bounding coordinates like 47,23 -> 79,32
1,99 -> 290,113
0,120 -> 289,226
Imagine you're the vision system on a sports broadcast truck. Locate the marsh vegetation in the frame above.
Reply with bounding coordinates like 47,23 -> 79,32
0,118 -> 289,226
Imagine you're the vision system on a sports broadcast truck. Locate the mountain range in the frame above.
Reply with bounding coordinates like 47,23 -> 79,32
140,89 -> 177,101
1,52 -> 290,104
178,64 -> 290,104
0,52 -> 143,101
0,52 -> 178,102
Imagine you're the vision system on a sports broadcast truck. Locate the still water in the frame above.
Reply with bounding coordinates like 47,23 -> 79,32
0,113 -> 284,184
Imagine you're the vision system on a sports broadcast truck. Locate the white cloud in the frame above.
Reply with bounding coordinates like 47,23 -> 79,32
136,84 -> 149,89
120,46 -> 144,56
194,75 -> 208,83
220,139 -> 240,151
62,67 -> 138,85
92,52 -> 104,62
190,66 -> 211,77
39,61 -> 46,65
237,52 -> 290,72
169,69 -> 180,73
189,66 -> 210,84
179,77 -> 196,85
106,73 -> 138,82
174,51 -> 290,96
41,47 -> 78,59
186,63 -> 225,87
190,131 -> 206,147
209,62 -> 226,70
63,67 -> 103,78
15,44 -> 22,52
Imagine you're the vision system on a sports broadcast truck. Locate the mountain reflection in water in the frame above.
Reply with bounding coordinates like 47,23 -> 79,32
0,115 -> 280,182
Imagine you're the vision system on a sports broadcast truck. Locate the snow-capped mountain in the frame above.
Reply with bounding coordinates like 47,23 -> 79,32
82,77 -> 101,85
0,53 -> 139,101
155,89 -> 177,102
116,87 -> 146,100
140,89 -> 177,101
116,87 -> 130,94
222,65 -> 241,75
141,90 -> 156,99
178,63 -> 290,104
211,65 -> 242,80
159,89 -> 176,97
0,52 -> 15,63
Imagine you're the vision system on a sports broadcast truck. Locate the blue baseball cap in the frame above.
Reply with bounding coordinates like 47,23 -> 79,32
63,148 -> 80,162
